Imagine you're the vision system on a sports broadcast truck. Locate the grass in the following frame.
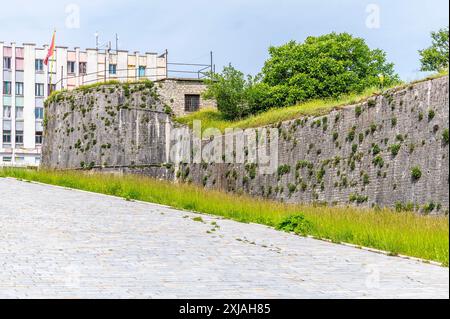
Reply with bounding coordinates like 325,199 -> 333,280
176,87 -> 383,132
1,168 -> 448,266
176,71 -> 449,132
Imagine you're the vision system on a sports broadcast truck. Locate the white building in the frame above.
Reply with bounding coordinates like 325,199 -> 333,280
1,41 -> 168,166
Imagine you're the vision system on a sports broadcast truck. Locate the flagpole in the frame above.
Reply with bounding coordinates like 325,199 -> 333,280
48,30 -> 56,94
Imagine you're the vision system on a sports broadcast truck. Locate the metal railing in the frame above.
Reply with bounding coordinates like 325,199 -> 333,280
54,61 -> 213,89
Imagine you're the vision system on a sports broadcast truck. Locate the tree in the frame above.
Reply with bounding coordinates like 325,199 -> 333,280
203,65 -> 262,120
419,27 -> 449,72
261,33 -> 400,107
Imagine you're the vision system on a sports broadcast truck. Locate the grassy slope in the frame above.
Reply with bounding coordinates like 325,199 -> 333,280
175,72 -> 449,132
1,168 -> 448,265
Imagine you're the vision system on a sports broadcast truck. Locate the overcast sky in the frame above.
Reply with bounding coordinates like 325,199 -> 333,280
0,0 -> 448,81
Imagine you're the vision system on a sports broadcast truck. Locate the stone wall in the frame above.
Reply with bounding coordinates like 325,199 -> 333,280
181,76 -> 449,214
42,76 -> 449,214
42,81 -> 174,169
156,78 -> 216,116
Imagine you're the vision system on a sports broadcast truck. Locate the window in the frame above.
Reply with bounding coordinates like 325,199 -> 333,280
35,59 -> 44,72
185,94 -> 200,112
15,82 -> 24,96
16,107 -> 24,119
3,81 -> 12,95
79,62 -> 87,75
2,130 -> 11,143
2,156 -> 12,163
109,64 -> 117,75
3,57 -> 12,70
35,131 -> 43,144
35,107 -> 44,120
35,83 -> 44,97
3,106 -> 11,118
67,61 -> 76,74
138,66 -> 146,77
15,130 -> 23,144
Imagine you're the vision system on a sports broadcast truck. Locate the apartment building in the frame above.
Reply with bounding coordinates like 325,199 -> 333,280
0,41 -> 168,166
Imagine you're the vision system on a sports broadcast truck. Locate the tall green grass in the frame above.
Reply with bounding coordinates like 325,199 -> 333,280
176,87 -> 386,132
1,168 -> 448,265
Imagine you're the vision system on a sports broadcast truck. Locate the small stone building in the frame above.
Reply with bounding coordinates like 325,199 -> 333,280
156,78 -> 216,116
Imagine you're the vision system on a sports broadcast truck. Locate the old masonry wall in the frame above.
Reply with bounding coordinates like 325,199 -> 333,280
42,76 -> 449,214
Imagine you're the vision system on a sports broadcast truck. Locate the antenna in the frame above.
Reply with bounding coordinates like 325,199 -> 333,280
115,34 -> 119,51
95,31 -> 99,49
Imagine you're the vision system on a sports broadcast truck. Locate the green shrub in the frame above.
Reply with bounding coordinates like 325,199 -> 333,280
367,99 -> 376,108
418,112 -> 424,121
372,155 -> 384,168
363,173 -> 370,186
276,214 -> 315,236
391,117 -> 397,127
411,166 -> 422,181
358,133 -> 364,144
316,168 -> 326,182
347,127 -> 356,142
355,106 -> 362,117
372,144 -> 381,156
395,202 -> 416,212
428,109 -> 436,121
443,129 -> 449,145
288,183 -> 297,194
349,193 -> 369,204
389,144 -> 401,157
422,202 -> 436,214
396,134 -> 405,142
332,132 -> 339,141
277,165 -> 291,176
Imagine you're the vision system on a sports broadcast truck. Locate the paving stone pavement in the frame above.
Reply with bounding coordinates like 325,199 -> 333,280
0,178 -> 448,299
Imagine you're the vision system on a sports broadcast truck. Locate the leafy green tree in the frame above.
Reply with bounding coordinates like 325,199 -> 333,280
261,33 -> 400,107
203,64 -> 249,120
419,27 -> 449,72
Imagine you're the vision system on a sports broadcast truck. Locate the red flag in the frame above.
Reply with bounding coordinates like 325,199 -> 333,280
44,31 -> 56,66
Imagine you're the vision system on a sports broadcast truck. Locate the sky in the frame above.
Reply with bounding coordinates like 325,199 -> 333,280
0,0 -> 448,81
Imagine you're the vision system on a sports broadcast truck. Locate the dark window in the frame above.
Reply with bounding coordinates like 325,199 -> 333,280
15,131 -> 23,144
185,94 -> 200,112
35,131 -> 43,144
2,130 -> 11,143
35,107 -> 44,120
35,83 -> 44,96
67,61 -> 76,74
3,57 -> 12,70
138,66 -> 146,77
109,64 -> 117,75
15,82 -> 24,96
79,62 -> 87,75
3,81 -> 12,95
35,59 -> 44,72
